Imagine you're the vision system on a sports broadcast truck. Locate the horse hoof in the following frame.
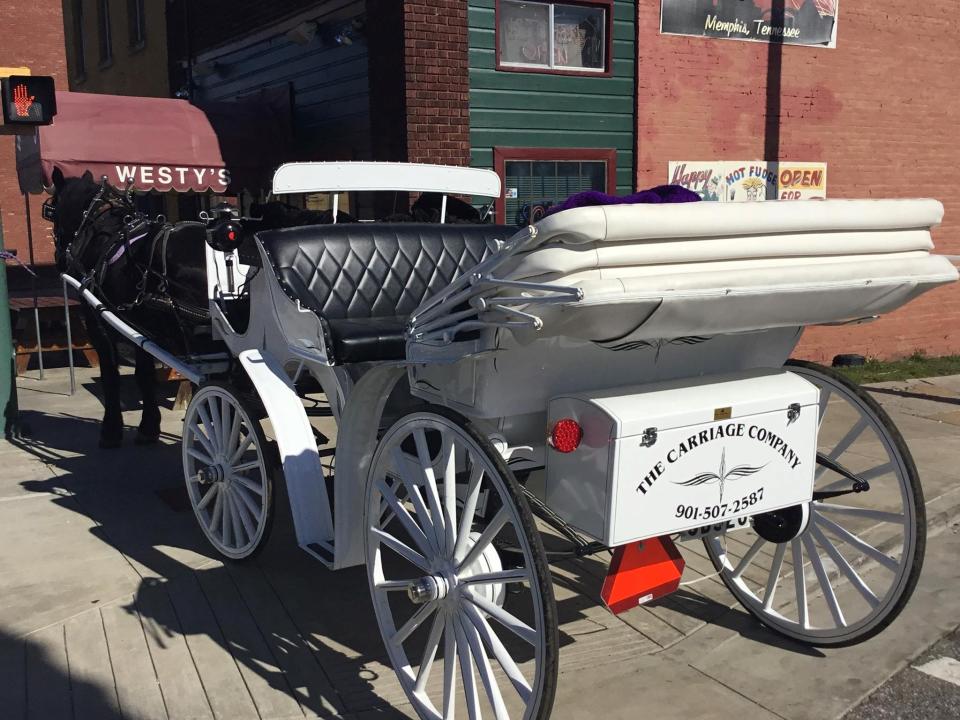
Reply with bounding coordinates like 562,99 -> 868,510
135,431 -> 160,445
99,436 -> 123,449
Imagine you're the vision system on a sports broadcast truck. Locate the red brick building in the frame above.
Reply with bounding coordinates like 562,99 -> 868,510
631,0 -> 960,361
0,0 -> 68,269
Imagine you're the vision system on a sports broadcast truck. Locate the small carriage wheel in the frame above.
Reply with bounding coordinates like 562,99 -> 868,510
704,360 -> 925,647
364,407 -> 558,720
182,381 -> 276,561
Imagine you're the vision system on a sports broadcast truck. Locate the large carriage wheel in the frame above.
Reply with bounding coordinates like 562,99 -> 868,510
704,360 -> 925,646
364,408 -> 558,720
182,382 -> 275,561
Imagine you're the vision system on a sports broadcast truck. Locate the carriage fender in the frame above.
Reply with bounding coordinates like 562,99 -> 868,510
236,349 -> 335,552
332,364 -> 407,570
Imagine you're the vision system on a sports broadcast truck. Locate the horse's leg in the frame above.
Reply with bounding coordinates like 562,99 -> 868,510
134,347 -> 161,444
82,305 -> 124,448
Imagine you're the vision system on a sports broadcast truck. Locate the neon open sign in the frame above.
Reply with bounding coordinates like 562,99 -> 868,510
1,76 -> 57,125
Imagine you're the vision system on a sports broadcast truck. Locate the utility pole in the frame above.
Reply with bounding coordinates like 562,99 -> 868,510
0,214 -> 19,438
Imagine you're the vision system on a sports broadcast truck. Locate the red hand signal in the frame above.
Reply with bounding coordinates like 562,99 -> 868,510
12,83 -> 36,118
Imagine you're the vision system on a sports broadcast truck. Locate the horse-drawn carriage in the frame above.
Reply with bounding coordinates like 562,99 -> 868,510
54,162 -> 957,719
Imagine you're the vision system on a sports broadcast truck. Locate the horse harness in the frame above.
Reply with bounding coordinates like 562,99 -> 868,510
53,183 -> 208,335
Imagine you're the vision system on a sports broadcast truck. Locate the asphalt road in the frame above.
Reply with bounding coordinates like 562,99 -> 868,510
844,623 -> 960,720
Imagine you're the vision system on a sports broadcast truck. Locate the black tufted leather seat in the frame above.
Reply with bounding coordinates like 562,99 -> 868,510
257,223 -> 515,363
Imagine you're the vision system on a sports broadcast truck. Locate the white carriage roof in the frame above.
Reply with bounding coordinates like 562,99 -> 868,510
272,162 -> 502,198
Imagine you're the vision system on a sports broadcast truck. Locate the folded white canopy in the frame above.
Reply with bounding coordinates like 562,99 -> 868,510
502,199 -> 956,343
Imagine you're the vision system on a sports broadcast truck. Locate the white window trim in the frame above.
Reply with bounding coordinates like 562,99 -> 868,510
499,0 -> 607,73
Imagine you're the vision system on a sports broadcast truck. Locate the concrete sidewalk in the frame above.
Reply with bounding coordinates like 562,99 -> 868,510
1,367 -> 958,719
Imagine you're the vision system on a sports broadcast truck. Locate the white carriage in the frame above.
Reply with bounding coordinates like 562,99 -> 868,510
66,162 -> 958,719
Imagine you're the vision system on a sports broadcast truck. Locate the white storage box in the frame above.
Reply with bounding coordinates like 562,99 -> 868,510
545,370 -> 819,546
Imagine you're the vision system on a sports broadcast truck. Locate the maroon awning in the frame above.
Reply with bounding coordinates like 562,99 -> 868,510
16,90 -> 290,195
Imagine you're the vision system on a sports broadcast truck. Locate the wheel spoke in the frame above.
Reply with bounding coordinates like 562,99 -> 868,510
377,477 -> 433,558
791,539 -> 808,629
762,543 -> 787,611
190,426 -> 216,460
453,465 -> 485,562
196,483 -> 219,511
828,417 -> 868,461
391,448 -> 442,555
414,610 -> 445,694
453,615 -> 483,720
414,429 -> 448,556
226,406 -> 241,458
232,460 -> 261,474
196,403 -> 219,454
463,600 -> 533,703
443,436 -> 458,556
801,532 -> 846,628
231,472 -> 264,497
464,589 -> 537,646
186,446 -> 214,466
815,503 -> 904,525
810,522 -> 880,609
732,536 -> 766,579
460,568 -> 530,586
207,488 -> 224,533
234,483 -> 264,524
817,387 -> 832,428
391,600 -> 437,648
221,489 -> 232,547
216,397 -> 230,452
230,434 -> 255,465
458,507 -> 510,571
814,511 -> 899,572
443,615 -> 457,719
371,528 -> 430,572
231,488 -> 257,541
461,613 -> 510,719
227,489 -> 245,546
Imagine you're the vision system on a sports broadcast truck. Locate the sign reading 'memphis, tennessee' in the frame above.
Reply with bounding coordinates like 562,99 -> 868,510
636,422 -> 803,496
661,0 -> 839,48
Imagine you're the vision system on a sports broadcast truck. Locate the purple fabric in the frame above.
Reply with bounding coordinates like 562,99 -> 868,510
544,184 -> 701,217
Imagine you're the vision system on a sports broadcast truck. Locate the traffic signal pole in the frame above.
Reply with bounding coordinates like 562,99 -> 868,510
0,214 -> 18,438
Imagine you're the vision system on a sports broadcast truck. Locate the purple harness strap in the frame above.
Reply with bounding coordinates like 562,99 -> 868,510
106,231 -> 149,266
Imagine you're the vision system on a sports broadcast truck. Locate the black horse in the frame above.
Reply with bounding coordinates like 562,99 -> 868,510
48,169 -> 209,448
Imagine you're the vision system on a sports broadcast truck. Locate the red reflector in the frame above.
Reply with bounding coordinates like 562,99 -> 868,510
601,536 -> 685,614
549,418 -> 582,453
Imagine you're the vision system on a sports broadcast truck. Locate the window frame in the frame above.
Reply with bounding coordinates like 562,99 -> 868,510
495,0 -> 615,78
493,146 -> 618,224
127,0 -> 146,50
72,0 -> 87,80
97,0 -> 113,66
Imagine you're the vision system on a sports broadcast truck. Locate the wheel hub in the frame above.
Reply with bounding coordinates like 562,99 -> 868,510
197,464 -> 226,486
407,575 -> 449,604
753,503 -> 810,543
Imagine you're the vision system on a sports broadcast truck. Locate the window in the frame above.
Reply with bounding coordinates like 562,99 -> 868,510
497,0 -> 612,76
72,0 -> 86,78
494,148 -> 616,225
127,0 -> 146,48
97,0 -> 112,64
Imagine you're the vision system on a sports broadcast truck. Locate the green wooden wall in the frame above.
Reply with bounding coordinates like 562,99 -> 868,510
467,0 -> 637,197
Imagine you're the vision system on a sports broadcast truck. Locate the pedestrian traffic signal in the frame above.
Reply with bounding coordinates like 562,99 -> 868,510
1,76 -> 56,125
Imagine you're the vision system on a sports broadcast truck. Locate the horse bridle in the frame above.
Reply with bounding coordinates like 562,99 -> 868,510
51,179 -> 139,283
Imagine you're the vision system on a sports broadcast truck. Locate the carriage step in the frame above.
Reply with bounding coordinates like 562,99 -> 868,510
304,541 -> 335,566
304,407 -> 334,417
